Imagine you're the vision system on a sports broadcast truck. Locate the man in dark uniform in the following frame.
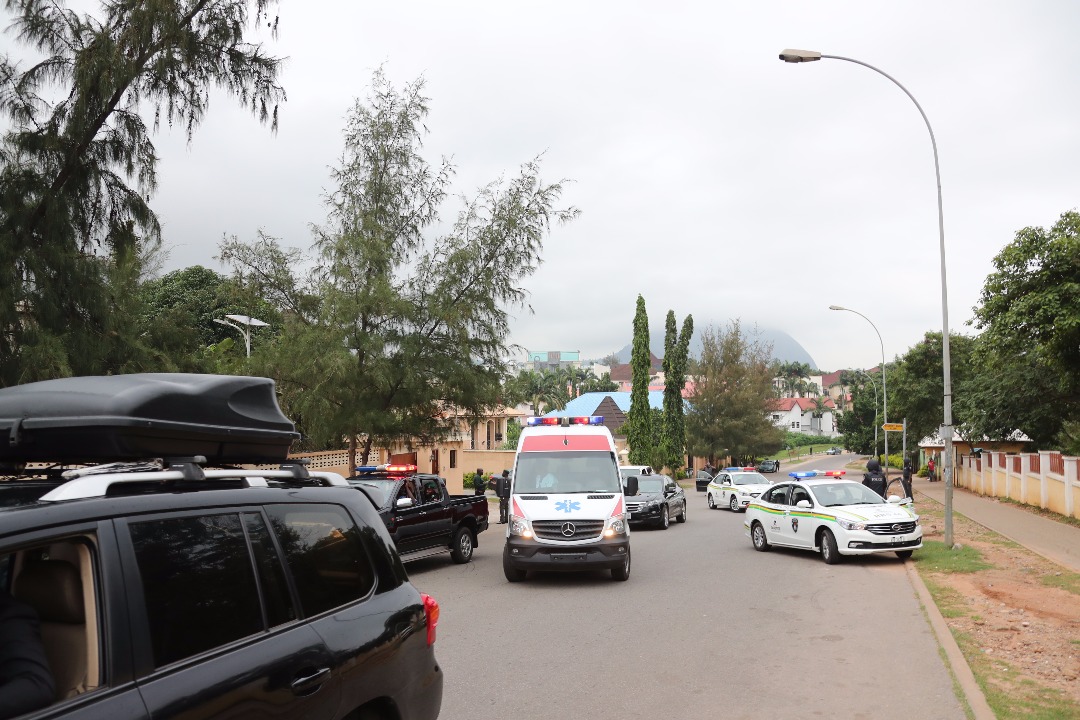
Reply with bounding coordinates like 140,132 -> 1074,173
902,457 -> 914,498
473,468 -> 486,496
0,588 -> 55,720
494,469 -> 511,523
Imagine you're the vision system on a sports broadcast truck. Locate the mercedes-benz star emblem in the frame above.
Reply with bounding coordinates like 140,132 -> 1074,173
561,522 -> 576,537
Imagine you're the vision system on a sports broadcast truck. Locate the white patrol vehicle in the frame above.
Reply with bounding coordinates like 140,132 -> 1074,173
707,470 -> 772,512
503,416 -> 633,582
744,478 -> 923,564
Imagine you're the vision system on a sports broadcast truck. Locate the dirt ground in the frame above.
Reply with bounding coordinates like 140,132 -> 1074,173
914,497 -> 1080,710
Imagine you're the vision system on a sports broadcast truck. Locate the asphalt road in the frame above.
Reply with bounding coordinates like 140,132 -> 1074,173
408,457 -> 966,720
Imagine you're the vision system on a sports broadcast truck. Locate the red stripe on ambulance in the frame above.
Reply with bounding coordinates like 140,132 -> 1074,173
520,435 -> 612,452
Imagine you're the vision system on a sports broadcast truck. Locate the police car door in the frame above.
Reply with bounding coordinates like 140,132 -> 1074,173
781,484 -> 815,549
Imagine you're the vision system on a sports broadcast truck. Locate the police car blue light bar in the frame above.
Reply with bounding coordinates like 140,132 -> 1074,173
525,416 -> 604,427
789,471 -> 817,479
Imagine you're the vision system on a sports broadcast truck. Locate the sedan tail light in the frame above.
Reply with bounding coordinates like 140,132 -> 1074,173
421,593 -> 440,646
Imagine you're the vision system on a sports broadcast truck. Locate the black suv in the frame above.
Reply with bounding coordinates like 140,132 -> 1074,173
0,374 -> 442,720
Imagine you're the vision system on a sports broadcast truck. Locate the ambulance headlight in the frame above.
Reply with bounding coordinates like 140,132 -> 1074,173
509,515 -> 532,538
604,516 -> 627,537
836,517 -> 866,531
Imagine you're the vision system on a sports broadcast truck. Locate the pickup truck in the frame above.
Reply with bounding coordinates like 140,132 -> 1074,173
349,466 -> 489,563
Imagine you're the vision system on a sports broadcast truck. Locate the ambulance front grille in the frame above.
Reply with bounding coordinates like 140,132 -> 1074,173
532,519 -> 605,541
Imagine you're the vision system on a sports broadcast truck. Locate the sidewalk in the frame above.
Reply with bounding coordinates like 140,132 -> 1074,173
913,475 -> 1080,574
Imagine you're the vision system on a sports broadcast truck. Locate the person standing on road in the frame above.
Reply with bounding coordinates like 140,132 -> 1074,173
862,457 -> 887,497
902,457 -> 914,498
927,457 -> 936,482
474,467 -> 486,495
493,469 -> 511,523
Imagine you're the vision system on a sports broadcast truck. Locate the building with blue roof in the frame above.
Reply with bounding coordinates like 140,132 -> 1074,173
544,391 -> 665,437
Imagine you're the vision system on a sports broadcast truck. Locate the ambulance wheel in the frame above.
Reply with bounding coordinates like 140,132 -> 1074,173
751,522 -> 770,551
676,503 -> 687,523
450,527 -> 475,564
820,529 -> 841,565
896,550 -> 913,560
729,496 -> 740,512
708,493 -> 717,510
503,553 -> 527,582
611,551 -> 631,581
658,505 -> 670,529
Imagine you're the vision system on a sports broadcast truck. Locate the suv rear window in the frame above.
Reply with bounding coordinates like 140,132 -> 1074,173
265,505 -> 376,617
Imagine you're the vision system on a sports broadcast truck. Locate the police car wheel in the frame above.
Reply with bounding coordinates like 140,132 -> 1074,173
896,550 -> 913,560
820,530 -> 841,565
729,496 -> 739,512
611,550 -> 631,581
450,527 -> 475,563
708,493 -> 716,510
658,506 -> 670,529
751,522 -> 770,551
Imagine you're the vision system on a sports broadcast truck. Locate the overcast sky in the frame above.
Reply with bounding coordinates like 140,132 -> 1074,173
27,1 -> 1080,371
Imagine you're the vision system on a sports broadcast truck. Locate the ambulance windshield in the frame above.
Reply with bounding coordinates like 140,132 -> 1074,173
513,451 -> 621,494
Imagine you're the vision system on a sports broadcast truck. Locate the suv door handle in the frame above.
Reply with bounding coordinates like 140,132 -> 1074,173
291,667 -> 331,695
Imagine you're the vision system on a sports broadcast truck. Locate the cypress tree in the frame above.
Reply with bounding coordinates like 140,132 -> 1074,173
625,295 -> 652,465
661,311 -> 693,473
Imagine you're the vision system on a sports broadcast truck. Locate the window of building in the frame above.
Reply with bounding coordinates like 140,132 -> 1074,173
449,449 -> 457,468
265,504 -> 376,617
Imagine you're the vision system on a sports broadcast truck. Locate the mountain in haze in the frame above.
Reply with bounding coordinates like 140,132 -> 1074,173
612,325 -> 818,370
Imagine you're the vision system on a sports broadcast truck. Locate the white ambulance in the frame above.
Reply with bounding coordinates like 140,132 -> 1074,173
502,416 -> 635,582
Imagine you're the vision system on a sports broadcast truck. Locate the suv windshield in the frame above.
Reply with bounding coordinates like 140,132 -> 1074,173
515,451 -> 621,494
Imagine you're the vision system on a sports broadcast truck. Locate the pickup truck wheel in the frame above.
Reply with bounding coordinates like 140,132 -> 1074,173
611,550 -> 630,581
503,552 -> 527,582
450,527 -> 475,564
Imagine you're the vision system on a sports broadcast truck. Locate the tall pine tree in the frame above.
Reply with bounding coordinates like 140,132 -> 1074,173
625,295 -> 652,465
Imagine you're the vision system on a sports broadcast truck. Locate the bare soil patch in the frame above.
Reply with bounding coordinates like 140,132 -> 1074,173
915,497 -> 1080,713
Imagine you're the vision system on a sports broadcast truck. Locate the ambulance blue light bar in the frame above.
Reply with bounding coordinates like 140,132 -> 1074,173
525,416 -> 604,427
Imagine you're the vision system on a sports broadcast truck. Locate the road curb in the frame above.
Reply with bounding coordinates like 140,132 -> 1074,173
904,561 -> 995,719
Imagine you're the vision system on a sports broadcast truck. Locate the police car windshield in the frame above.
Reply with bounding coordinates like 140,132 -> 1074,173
731,472 -> 768,486
515,451 -> 621,494
812,482 -> 888,507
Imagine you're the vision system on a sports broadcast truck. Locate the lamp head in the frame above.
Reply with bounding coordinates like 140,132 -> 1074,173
829,305 -> 846,311
779,49 -> 822,63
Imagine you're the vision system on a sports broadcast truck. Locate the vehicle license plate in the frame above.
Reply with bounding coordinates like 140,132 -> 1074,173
553,553 -> 586,561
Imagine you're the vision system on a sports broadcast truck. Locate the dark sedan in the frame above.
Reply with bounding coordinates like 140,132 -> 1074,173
626,474 -> 687,529
694,470 -> 714,492
757,459 -> 779,473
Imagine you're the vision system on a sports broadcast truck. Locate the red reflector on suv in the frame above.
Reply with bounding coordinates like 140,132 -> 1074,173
422,593 -> 440,646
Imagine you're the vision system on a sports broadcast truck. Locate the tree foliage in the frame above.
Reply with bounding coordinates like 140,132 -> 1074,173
0,0 -> 285,386
660,310 -> 693,473
886,332 -> 976,448
967,209 -> 1080,451
686,321 -> 783,463
219,71 -> 577,457
625,295 -> 652,465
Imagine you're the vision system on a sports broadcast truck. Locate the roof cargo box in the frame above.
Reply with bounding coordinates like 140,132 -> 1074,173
0,374 -> 300,464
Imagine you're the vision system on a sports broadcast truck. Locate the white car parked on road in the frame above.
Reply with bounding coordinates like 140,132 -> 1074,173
707,470 -> 772,512
744,479 -> 922,564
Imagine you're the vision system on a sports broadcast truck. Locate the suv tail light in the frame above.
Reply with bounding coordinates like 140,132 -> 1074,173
421,593 -> 440,646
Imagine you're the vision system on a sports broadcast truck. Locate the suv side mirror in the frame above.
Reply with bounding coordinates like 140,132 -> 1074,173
624,477 -> 639,496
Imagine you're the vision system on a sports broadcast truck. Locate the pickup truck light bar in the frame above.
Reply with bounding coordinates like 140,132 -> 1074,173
354,463 -> 418,473
525,416 -> 604,427
39,468 -> 350,502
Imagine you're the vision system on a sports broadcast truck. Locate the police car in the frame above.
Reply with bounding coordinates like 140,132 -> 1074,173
744,478 -> 922,564
706,469 -> 772,512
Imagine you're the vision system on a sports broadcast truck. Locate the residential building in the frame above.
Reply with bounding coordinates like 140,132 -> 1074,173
769,397 -> 840,437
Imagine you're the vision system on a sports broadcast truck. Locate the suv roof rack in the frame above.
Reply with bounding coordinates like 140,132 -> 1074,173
39,467 -> 349,502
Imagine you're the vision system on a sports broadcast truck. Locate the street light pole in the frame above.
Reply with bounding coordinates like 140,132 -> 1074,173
213,314 -> 269,358
783,49 -> 954,546
830,306 -> 887,480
